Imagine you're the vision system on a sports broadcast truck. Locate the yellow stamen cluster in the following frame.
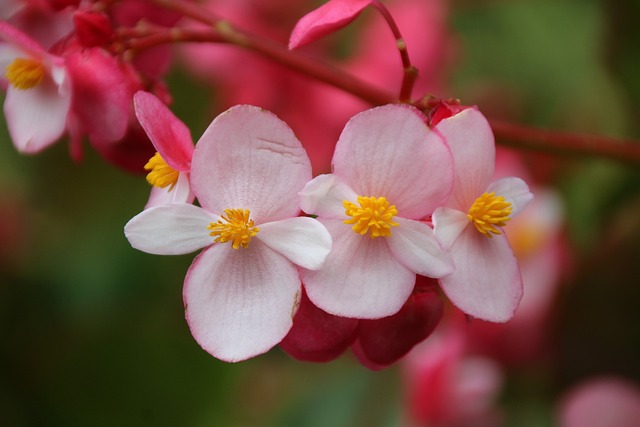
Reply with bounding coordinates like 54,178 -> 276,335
144,152 -> 179,190
467,192 -> 512,237
208,209 -> 260,249
6,58 -> 45,90
343,196 -> 399,238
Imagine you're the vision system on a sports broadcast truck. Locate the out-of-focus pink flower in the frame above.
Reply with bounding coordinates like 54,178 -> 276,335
433,108 -> 534,322
404,323 -> 504,427
125,105 -> 332,362
300,104 -> 454,319
558,377 -> 640,427
0,21 -> 71,153
133,91 -> 195,208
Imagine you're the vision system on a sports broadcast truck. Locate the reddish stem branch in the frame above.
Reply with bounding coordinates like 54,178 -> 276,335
370,0 -> 418,102
490,120 -> 640,165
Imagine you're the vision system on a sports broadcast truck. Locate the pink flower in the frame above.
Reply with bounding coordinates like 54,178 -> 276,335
133,90 -> 194,208
0,21 -> 71,153
433,108 -> 534,322
558,377 -> 640,427
404,323 -> 504,427
299,104 -> 454,319
125,105 -> 332,362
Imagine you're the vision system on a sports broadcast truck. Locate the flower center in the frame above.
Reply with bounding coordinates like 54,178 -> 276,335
467,192 -> 512,237
343,196 -> 399,238
208,209 -> 260,249
144,152 -> 179,190
5,58 -> 45,90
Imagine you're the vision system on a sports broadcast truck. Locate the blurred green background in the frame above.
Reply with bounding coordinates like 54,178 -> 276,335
1,0 -> 640,426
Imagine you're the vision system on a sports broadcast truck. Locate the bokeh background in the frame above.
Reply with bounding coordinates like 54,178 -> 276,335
1,0 -> 640,426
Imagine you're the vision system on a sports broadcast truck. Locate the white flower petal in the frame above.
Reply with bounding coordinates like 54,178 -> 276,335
124,204 -> 218,255
256,217 -> 332,270
439,227 -> 523,322
487,177 -> 534,218
387,217 -> 454,278
144,172 -> 194,209
4,79 -> 70,153
184,241 -> 301,362
432,206 -> 471,250
299,174 -> 357,219
301,219 -> 415,319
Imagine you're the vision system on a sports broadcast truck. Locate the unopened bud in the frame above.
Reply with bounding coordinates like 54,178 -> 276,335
73,11 -> 114,48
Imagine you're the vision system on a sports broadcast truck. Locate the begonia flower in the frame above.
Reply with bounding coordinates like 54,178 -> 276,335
433,108 -> 534,322
133,90 -> 194,208
0,21 -> 71,153
299,104 -> 454,319
125,105 -> 332,362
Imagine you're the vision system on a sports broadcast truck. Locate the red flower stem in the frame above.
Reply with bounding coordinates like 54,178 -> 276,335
370,0 -> 418,102
143,0 -> 640,165
490,120 -> 640,165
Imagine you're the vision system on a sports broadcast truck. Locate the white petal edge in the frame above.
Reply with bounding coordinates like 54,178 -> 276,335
301,219 -> 415,319
486,177 -> 534,219
184,241 -> 300,362
387,217 -> 455,278
124,203 -> 219,255
256,216 -> 332,270
432,206 -> 471,250
299,174 -> 357,219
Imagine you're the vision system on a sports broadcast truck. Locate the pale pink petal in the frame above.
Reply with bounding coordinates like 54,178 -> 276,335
0,21 -> 46,55
184,241 -> 301,362
144,172 -> 194,209
134,90 -> 193,171
432,206 -> 471,250
435,108 -> 495,211
439,228 -> 523,322
486,177 -> 534,218
558,377 -> 640,427
124,203 -> 218,255
4,80 -> 70,153
302,219 -> 415,319
387,217 -> 454,278
66,48 -> 129,145
289,0 -> 372,49
333,104 -> 453,218
299,173 -> 357,219
191,105 -> 312,224
256,217 -> 332,270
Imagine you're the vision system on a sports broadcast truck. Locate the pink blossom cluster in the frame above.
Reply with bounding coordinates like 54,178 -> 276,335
1,0 -> 535,366
124,90 -> 533,363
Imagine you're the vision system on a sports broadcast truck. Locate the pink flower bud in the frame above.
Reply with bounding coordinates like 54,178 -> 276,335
73,11 -> 113,48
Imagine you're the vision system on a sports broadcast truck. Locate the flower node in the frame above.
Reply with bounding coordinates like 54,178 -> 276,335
467,192 -> 512,237
144,152 -> 179,190
208,209 -> 260,249
343,196 -> 399,238
5,58 -> 45,90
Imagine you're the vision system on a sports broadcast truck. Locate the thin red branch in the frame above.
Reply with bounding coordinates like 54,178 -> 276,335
490,120 -> 640,165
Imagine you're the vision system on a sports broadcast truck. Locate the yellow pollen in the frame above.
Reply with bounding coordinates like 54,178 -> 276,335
343,196 -> 399,238
208,209 -> 260,250
144,152 -> 179,190
5,58 -> 45,90
467,192 -> 512,237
